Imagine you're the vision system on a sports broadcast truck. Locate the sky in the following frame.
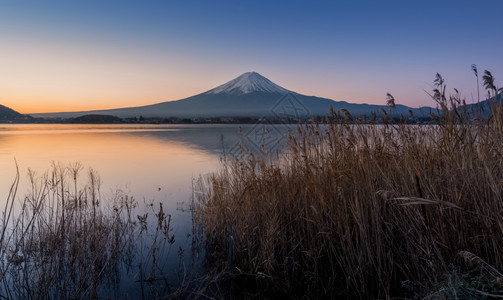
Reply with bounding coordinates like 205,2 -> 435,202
0,0 -> 502,114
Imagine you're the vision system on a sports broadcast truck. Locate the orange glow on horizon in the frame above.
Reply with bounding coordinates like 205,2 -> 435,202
2,94 -> 181,115
11,100 -> 156,115
0,38 -> 221,114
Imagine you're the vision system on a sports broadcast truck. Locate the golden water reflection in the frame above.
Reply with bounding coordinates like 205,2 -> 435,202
0,124 -> 235,211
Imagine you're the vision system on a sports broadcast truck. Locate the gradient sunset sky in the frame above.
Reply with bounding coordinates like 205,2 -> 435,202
1,0 -> 502,114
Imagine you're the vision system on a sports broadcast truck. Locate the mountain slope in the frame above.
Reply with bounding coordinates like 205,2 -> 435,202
464,93 -> 502,117
0,104 -> 31,122
32,72 -> 427,119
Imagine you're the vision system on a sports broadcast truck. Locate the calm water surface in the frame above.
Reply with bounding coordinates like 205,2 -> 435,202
0,124 -> 243,205
0,123 -> 290,296
0,123 -> 291,206
0,124 -> 256,240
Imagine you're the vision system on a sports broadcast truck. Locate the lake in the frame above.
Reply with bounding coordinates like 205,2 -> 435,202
0,123 -> 292,297
0,123 -> 290,207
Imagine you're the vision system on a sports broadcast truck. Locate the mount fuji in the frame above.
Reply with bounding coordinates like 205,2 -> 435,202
32,72 -> 424,119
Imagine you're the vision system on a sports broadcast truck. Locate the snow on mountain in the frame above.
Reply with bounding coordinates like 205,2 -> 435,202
204,72 -> 289,95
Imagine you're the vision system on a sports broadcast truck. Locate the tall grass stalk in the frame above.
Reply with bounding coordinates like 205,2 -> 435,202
0,162 -> 138,299
0,162 -> 202,299
195,75 -> 503,298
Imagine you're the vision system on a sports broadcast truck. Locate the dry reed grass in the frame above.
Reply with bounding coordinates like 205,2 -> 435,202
195,73 -> 503,298
0,162 -> 192,299
0,162 -> 137,299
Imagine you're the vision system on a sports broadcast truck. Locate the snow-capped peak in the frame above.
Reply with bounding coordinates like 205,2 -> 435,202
204,72 -> 289,95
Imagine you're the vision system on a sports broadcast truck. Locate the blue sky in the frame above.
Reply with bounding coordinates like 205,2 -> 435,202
0,0 -> 502,113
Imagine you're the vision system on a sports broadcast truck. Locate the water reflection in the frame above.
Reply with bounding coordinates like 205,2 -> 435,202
0,124 -> 295,297
0,125 -> 234,204
0,124 -> 295,203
